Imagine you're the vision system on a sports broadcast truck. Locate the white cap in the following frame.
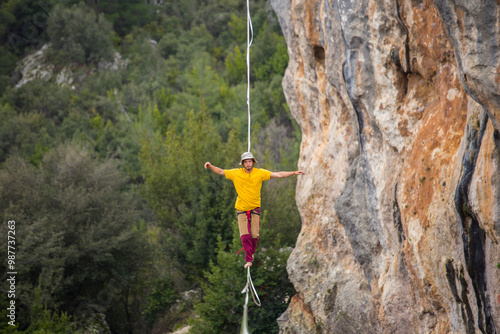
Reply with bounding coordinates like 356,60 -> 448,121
239,152 -> 257,165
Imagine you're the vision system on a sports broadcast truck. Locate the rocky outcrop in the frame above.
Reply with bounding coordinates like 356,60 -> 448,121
15,44 -> 55,88
270,0 -> 500,332
14,43 -> 127,89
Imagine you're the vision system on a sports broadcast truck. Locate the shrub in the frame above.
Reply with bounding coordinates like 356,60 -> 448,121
47,3 -> 114,65
0,142 -> 150,331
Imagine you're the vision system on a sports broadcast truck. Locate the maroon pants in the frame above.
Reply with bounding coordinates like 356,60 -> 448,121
237,208 -> 260,263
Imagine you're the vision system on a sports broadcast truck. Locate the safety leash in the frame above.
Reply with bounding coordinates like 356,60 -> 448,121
240,267 -> 261,334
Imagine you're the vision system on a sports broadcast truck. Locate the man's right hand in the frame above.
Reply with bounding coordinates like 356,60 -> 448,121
204,162 -> 225,175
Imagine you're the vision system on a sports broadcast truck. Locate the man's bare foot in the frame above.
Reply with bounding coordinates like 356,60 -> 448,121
244,262 -> 252,268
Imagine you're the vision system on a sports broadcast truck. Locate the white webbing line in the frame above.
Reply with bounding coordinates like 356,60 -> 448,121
240,267 -> 261,334
246,0 -> 253,153
240,4 -> 259,332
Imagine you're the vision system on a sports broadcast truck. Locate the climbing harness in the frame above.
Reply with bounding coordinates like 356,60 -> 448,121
246,0 -> 254,153
240,267 -> 261,334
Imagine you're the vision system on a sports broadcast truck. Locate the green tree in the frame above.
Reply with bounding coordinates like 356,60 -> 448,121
3,80 -> 72,124
0,0 -> 52,57
252,23 -> 289,81
0,103 -> 55,164
87,0 -> 154,37
158,32 -> 179,59
47,3 -> 114,65
24,285 -> 75,334
142,275 -> 178,326
0,142 -> 150,331
225,45 -> 246,85
188,237 -> 245,334
0,46 -> 17,80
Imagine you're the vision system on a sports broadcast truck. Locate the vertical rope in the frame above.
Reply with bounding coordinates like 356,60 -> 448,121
246,0 -> 253,153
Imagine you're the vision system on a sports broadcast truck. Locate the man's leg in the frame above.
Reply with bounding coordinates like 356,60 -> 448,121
250,211 -> 260,257
238,212 -> 254,266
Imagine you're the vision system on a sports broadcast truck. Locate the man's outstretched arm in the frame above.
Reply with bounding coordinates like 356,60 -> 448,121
204,162 -> 225,176
270,170 -> 305,178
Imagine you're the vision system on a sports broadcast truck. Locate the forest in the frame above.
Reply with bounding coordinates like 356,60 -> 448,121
0,0 -> 301,333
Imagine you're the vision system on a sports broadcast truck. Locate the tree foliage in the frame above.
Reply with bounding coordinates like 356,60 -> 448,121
47,3 -> 114,65
0,143 -> 150,330
24,285 -> 75,334
189,237 -> 246,334
225,45 -> 246,85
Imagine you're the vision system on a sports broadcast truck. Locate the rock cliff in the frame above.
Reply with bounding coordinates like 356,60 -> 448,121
270,0 -> 500,332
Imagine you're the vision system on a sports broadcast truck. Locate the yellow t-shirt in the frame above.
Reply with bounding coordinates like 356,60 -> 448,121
225,168 -> 272,211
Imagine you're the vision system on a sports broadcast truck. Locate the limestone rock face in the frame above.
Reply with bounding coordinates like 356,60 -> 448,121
270,0 -> 500,332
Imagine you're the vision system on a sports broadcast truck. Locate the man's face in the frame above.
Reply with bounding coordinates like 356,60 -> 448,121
242,159 -> 254,172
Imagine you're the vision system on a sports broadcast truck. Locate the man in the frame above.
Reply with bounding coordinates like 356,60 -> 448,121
204,152 -> 305,268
